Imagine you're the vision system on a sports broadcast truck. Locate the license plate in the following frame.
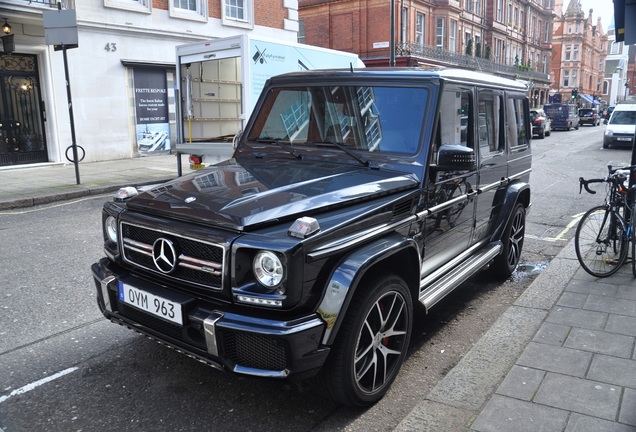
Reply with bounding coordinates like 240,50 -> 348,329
190,163 -> 205,170
618,137 -> 632,141
118,282 -> 183,325
581,117 -> 589,120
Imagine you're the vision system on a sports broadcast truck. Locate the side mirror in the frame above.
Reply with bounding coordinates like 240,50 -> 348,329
437,144 -> 476,171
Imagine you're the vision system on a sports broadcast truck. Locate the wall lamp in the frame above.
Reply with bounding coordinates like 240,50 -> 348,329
2,18 -> 11,35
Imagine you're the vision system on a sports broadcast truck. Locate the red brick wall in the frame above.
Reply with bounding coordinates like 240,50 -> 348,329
255,0 -> 287,28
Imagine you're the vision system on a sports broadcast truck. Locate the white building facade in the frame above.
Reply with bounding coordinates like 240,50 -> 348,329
0,0 -> 298,167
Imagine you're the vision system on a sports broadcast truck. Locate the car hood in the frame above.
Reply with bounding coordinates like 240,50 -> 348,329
126,157 -> 420,230
607,124 -> 636,134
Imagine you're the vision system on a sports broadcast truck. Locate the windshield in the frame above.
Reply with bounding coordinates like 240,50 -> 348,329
610,110 -> 636,125
247,85 -> 428,155
579,109 -> 594,115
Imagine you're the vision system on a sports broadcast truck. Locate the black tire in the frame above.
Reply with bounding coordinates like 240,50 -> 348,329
491,203 -> 526,278
315,274 -> 413,407
575,205 -> 628,278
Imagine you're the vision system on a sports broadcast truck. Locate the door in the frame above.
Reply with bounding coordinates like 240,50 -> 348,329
0,54 -> 47,166
421,85 -> 477,276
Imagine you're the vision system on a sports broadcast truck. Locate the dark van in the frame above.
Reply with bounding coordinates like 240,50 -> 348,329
544,103 -> 580,131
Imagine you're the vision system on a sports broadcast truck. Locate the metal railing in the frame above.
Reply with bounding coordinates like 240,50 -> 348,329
5,0 -> 75,8
397,43 -> 550,84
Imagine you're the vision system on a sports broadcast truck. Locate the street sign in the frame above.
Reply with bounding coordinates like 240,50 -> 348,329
43,9 -> 78,50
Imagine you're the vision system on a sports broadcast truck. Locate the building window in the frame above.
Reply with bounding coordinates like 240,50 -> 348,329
475,0 -> 481,16
496,39 -> 503,63
514,7 -> 518,26
520,11 -> 525,29
568,25 -> 572,34
599,59 -> 603,71
544,22 -> 550,42
221,0 -> 254,29
401,7 -> 408,44
466,0 -> 473,13
564,70 -> 570,87
450,20 -> 457,53
104,0 -> 151,13
507,2 -> 512,24
436,18 -> 445,49
298,19 -> 305,44
611,41 -> 619,54
565,45 -> 571,61
543,55 -> 547,74
575,21 -> 580,33
416,13 -> 425,46
170,0 -> 207,21
573,45 -> 579,61
497,0 -> 503,22
571,71 -> 577,88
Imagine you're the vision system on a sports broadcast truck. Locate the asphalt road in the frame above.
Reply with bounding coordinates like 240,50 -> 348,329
0,124 -> 631,431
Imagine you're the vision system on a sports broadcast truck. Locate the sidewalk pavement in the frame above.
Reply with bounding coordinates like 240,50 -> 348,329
0,153 -> 190,210
1,155 -> 635,431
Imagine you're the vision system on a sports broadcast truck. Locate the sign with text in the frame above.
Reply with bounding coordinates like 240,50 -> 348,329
133,68 -> 170,153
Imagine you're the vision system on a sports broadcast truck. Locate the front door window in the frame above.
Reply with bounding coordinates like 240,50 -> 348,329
0,54 -> 47,166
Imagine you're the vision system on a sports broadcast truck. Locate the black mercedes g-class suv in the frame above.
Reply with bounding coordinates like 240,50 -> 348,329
92,68 -> 531,407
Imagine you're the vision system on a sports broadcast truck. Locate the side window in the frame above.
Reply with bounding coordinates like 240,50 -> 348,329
435,88 -> 472,152
505,96 -> 529,148
478,91 -> 503,154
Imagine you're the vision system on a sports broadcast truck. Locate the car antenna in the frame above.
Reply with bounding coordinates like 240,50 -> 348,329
350,62 -> 353,73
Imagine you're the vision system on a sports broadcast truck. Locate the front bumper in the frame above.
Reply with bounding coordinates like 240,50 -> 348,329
91,258 -> 329,380
604,135 -> 635,147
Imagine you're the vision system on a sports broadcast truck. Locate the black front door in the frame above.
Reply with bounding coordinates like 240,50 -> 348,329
0,54 -> 48,166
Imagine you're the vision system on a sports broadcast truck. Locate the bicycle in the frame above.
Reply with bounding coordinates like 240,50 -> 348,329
576,164 -> 636,278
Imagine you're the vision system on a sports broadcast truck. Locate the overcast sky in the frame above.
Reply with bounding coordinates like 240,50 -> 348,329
578,0 -> 615,31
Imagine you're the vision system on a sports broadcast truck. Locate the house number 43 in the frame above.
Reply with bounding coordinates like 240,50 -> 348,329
104,43 -> 117,52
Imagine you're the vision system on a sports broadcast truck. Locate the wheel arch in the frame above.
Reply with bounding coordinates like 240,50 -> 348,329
489,182 -> 530,243
316,234 -> 420,346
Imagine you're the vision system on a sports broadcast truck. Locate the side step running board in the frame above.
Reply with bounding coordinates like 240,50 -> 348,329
419,242 -> 502,311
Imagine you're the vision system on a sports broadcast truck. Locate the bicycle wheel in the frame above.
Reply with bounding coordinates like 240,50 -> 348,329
575,205 -> 628,277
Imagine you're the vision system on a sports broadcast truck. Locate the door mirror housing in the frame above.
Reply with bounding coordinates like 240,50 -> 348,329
436,144 -> 476,171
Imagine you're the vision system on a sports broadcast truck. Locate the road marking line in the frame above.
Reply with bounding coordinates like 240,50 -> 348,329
0,195 -> 109,215
527,212 -> 585,242
0,367 -> 78,404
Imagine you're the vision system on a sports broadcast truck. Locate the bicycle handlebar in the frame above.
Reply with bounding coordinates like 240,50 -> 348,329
579,164 -> 636,195
579,177 -> 602,194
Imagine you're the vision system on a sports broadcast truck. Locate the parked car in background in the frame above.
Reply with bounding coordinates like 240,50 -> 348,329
578,108 -> 600,126
530,109 -> 551,138
604,104 -> 636,148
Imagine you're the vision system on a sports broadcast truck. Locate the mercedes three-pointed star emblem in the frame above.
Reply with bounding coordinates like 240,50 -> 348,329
152,238 -> 177,274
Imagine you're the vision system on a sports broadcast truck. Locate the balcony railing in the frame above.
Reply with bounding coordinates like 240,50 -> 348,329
4,0 -> 75,8
397,43 -> 550,84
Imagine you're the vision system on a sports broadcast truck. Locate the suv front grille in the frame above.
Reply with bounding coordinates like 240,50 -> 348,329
121,222 -> 224,291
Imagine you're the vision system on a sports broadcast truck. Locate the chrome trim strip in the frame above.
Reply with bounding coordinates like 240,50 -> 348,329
508,168 -> 532,181
179,254 -> 222,270
307,216 -> 416,260
478,180 -> 503,194
419,242 -> 502,310
99,275 -> 116,313
420,239 -> 487,280
233,365 -> 290,378
203,312 -> 224,357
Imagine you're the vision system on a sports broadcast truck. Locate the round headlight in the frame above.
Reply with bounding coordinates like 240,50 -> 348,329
105,216 -> 118,243
253,251 -> 284,288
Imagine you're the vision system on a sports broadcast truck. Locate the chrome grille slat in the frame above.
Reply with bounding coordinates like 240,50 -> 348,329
120,222 -> 224,291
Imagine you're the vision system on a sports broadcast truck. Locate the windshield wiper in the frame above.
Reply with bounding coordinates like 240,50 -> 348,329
254,138 -> 302,159
311,141 -> 370,167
